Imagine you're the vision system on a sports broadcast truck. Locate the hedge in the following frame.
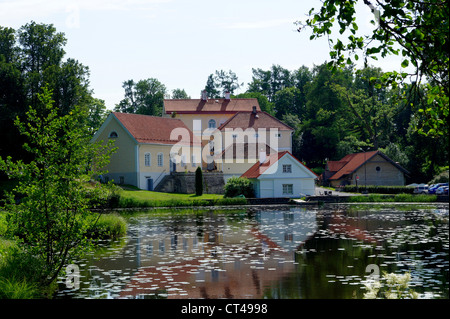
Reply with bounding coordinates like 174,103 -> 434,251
341,185 -> 416,194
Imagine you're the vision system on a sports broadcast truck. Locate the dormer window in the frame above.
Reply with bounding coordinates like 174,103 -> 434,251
208,119 -> 216,129
109,131 -> 118,138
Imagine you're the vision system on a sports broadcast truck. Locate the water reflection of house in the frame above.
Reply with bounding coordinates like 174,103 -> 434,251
119,209 -> 318,299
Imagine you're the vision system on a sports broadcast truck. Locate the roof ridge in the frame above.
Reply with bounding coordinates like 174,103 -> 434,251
218,111 -> 293,131
113,112 -> 183,121
241,150 -> 317,179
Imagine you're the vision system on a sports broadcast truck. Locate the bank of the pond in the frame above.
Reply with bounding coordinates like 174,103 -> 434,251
0,212 -> 127,299
110,187 -> 447,209
305,193 -> 447,204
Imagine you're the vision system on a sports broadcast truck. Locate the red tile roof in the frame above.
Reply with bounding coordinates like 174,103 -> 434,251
113,112 -> 199,145
218,111 -> 293,131
163,98 -> 261,114
326,161 -> 349,173
328,150 -> 409,180
241,151 -> 317,179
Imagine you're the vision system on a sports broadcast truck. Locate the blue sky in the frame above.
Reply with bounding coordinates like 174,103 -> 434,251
1,0 -> 387,110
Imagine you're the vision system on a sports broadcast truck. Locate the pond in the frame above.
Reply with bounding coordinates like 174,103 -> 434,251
56,203 -> 449,299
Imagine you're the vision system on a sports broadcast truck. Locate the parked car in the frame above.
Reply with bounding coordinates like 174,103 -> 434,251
428,183 -> 448,194
436,186 -> 449,195
414,184 -> 428,194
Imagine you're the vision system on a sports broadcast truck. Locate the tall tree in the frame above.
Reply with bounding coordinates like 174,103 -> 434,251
248,65 -> 293,102
299,63 -> 353,165
204,70 -> 243,98
273,86 -> 302,119
115,78 -> 166,116
204,74 -> 220,99
214,69 -> 243,95
235,92 -> 275,115
0,87 -> 115,288
171,88 -> 190,99
331,66 -> 395,150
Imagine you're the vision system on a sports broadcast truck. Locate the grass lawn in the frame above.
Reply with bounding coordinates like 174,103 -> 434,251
119,188 -> 224,202
113,185 -> 246,208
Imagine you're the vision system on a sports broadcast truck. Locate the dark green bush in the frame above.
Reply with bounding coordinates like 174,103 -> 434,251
224,177 -> 255,198
0,247 -> 43,298
195,167 -> 203,196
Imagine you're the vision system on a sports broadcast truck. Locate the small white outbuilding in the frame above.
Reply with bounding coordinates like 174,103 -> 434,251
241,151 -> 317,198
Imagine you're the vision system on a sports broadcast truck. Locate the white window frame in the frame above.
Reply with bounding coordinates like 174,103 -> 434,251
282,164 -> 292,173
282,184 -> 293,195
157,153 -> 163,167
144,152 -> 151,167
109,131 -> 118,138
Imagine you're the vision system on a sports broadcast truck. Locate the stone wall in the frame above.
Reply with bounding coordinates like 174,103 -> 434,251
154,172 -> 225,194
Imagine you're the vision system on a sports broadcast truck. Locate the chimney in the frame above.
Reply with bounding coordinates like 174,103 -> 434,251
201,90 -> 208,101
252,106 -> 257,114
224,91 -> 231,100
259,151 -> 266,164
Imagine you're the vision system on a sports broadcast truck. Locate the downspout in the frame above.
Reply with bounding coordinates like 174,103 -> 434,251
136,144 -> 140,189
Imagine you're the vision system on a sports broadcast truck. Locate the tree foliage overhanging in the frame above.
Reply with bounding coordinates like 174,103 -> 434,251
295,0 -> 449,138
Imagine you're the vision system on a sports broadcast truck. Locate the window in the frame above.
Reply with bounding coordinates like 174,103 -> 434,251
119,176 -> 124,184
282,164 -> 292,173
144,153 -> 151,167
192,155 -> 196,167
282,184 -> 293,195
157,153 -> 163,167
109,131 -> 118,138
193,119 -> 202,132
376,166 -> 381,172
208,119 -> 216,129
232,134 -> 238,139
275,133 -> 282,138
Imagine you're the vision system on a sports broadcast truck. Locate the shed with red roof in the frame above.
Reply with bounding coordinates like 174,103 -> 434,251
323,150 -> 409,187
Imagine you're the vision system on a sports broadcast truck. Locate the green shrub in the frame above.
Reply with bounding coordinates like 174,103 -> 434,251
0,277 -> 39,299
88,213 -> 127,240
195,167 -> 203,196
0,247 -> 44,298
224,177 -> 255,198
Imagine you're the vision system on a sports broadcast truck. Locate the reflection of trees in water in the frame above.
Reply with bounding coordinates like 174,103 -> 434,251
57,205 -> 448,299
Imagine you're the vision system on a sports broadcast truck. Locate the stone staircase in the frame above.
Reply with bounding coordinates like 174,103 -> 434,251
154,172 -> 225,194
